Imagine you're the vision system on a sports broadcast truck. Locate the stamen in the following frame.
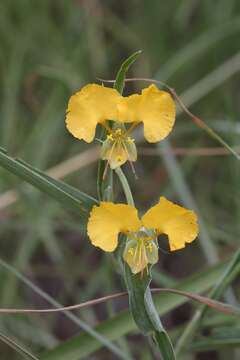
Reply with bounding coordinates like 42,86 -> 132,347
107,134 -> 114,141
117,155 -> 123,162
133,243 -> 138,264
115,128 -> 123,136
102,160 -> 109,180
138,242 -> 142,268
101,121 -> 112,133
125,122 -> 139,136
127,137 -> 135,144
147,243 -> 153,252
128,248 -> 134,256
129,160 -> 138,179
140,242 -> 148,278
102,141 -> 117,179
122,141 -> 137,178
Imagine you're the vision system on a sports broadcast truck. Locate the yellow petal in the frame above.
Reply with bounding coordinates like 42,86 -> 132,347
142,197 -> 198,251
117,84 -> 176,143
66,84 -> 121,143
117,94 -> 141,123
140,85 -> 176,142
87,202 -> 141,252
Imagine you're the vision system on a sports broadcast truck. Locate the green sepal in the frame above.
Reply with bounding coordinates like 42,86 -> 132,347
114,50 -> 142,94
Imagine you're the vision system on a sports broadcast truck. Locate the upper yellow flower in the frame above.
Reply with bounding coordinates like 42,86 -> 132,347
66,84 -> 176,168
87,197 -> 198,274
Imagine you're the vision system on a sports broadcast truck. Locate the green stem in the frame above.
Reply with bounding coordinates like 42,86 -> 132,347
175,248 -> 240,356
115,167 -> 134,206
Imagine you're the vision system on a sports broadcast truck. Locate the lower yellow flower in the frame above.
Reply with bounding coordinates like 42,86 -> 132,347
87,197 -> 198,274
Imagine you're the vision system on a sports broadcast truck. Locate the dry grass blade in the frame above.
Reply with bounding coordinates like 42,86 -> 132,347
139,146 -> 240,157
0,288 -> 238,316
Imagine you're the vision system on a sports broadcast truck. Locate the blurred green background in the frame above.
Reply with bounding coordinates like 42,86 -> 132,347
0,1 -> 239,359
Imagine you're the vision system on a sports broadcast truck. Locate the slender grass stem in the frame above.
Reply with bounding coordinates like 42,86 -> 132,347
115,167 -> 134,206
0,332 -> 39,360
175,249 -> 240,356
0,258 -> 130,360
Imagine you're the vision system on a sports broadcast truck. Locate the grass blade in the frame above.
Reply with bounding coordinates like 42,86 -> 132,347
175,249 -> 240,356
40,259 -> 230,360
190,327 -> 240,351
114,50 -> 142,94
0,257 -> 130,360
0,147 -> 97,216
0,331 -> 39,360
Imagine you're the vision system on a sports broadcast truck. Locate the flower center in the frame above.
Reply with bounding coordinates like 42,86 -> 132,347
106,128 -> 134,144
100,126 -> 137,169
123,229 -> 158,275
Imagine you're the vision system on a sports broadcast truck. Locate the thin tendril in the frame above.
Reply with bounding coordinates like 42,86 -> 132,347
122,141 -> 137,178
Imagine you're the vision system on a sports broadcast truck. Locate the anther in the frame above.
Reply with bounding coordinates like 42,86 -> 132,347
127,137 -> 135,144
128,248 -> 134,256
107,134 -> 114,141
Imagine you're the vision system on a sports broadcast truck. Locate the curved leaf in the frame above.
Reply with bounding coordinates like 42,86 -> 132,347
114,50 -> 142,94
124,264 -> 175,360
0,147 -> 97,216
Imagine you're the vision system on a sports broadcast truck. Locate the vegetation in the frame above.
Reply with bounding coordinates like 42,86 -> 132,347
0,1 -> 239,359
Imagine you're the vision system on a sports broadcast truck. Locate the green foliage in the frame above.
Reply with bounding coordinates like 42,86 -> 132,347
0,1 -> 239,359
0,147 -> 97,216
114,50 -> 142,94
124,264 -> 175,359
41,259 -> 230,359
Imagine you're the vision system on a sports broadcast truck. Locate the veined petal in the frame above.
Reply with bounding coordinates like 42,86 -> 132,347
101,137 -> 137,169
123,239 -> 148,274
87,202 -> 141,252
66,84 -> 121,143
142,197 -> 198,251
123,238 -> 158,274
117,84 -> 176,143
101,140 -> 129,169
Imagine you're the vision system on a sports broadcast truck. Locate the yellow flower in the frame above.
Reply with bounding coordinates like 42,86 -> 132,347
66,84 -> 176,169
87,197 -> 198,274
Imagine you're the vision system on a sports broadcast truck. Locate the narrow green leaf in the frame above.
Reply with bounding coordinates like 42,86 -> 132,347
0,147 -> 97,216
175,248 -> 240,356
114,50 -> 142,94
0,331 -> 39,360
190,327 -> 240,351
0,257 -> 128,360
124,264 -> 175,360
